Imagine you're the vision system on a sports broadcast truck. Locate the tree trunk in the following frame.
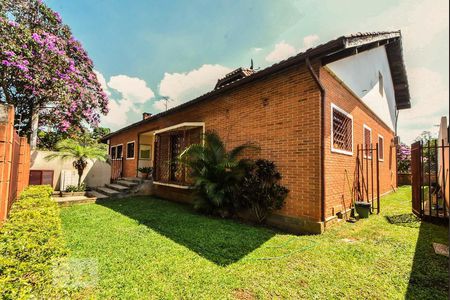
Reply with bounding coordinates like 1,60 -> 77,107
77,166 -> 84,189
30,107 -> 39,149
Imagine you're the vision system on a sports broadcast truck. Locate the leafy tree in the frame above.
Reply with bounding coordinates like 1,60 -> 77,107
0,0 -> 108,147
37,126 -> 110,150
45,139 -> 108,188
414,131 -> 438,173
178,132 -> 255,217
239,160 -> 289,223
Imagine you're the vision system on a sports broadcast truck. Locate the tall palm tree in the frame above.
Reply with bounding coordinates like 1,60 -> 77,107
46,139 -> 108,189
178,132 -> 257,216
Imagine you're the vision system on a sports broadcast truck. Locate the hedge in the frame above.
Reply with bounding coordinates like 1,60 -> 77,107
0,185 -> 72,299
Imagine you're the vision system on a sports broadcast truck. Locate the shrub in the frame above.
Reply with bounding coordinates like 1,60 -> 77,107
0,185 -> 72,299
65,183 -> 86,192
239,160 -> 289,223
178,131 -> 255,217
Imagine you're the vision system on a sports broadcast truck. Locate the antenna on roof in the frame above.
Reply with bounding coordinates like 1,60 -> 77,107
158,96 -> 173,111
250,59 -> 254,70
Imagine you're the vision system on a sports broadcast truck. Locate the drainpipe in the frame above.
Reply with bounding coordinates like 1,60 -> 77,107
305,57 -> 326,223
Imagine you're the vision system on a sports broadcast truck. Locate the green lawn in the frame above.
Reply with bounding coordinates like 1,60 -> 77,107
60,186 -> 448,299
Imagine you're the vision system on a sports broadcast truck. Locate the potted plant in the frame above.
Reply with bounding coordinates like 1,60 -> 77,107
138,167 -> 153,179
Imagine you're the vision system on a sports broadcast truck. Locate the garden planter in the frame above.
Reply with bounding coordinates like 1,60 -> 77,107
60,191 -> 73,197
72,191 -> 86,197
355,201 -> 371,218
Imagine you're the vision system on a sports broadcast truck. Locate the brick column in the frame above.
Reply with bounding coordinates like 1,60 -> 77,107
0,105 -> 15,222
17,136 -> 30,197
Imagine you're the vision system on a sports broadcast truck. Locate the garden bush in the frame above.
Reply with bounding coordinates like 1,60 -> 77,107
239,160 -> 289,223
0,185 -> 71,299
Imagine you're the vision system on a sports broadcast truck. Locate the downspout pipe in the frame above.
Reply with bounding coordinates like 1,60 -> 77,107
305,57 -> 326,223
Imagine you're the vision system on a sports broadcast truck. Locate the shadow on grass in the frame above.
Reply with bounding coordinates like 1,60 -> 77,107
385,213 -> 421,228
98,196 -> 275,266
404,220 -> 449,299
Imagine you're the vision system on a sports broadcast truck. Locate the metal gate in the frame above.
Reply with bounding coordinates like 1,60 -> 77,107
354,143 -> 380,214
411,140 -> 449,221
111,158 -> 123,182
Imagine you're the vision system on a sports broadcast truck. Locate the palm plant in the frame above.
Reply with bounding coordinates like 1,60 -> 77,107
45,139 -> 108,189
178,132 -> 256,216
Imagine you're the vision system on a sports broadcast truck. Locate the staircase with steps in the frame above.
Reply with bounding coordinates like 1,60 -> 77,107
86,177 -> 151,200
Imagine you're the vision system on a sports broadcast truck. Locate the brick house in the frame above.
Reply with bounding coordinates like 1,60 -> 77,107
101,31 -> 411,234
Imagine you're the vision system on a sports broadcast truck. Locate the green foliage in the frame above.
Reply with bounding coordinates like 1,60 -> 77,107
138,167 -> 153,174
0,185 -> 72,299
65,183 -> 85,192
37,127 -> 110,150
178,131 -> 255,216
46,139 -> 108,188
239,159 -> 289,223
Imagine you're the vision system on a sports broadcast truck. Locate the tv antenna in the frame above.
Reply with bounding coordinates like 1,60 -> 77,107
158,96 -> 174,111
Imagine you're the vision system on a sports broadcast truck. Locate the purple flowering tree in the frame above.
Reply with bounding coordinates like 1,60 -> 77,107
397,143 -> 411,174
0,0 -> 108,148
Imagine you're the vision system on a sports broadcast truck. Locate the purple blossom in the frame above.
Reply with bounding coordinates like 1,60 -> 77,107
8,20 -> 18,27
4,50 -> 15,57
1,60 -> 11,66
16,63 -> 29,72
32,33 -> 43,44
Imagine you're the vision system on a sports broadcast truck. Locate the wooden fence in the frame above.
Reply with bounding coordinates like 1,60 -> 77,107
0,104 -> 30,222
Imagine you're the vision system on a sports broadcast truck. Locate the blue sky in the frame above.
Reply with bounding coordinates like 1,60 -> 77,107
46,0 -> 449,143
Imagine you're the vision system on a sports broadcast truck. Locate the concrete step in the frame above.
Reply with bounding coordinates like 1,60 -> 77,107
94,187 -> 120,196
120,177 -> 143,183
115,180 -> 139,188
55,195 -> 98,207
106,183 -> 130,192
87,190 -> 109,199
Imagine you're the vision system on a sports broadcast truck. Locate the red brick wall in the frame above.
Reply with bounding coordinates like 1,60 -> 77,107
109,64 -> 323,221
0,104 -> 30,222
321,67 -> 397,221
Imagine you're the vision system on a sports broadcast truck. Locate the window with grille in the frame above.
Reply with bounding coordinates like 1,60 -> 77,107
378,135 -> 384,161
331,104 -> 353,155
126,142 -> 135,159
363,125 -> 372,159
116,145 -> 123,159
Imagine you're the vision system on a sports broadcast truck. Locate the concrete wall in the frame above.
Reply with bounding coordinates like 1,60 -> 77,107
327,46 -> 397,131
30,150 -> 111,191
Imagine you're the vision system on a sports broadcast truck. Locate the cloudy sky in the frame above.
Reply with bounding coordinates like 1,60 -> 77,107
46,0 -> 449,143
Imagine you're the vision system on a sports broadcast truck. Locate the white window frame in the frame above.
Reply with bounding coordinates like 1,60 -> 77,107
126,141 -> 136,160
115,143 -> 124,160
330,103 -> 353,156
110,145 -> 116,159
363,124 -> 372,159
378,134 -> 384,162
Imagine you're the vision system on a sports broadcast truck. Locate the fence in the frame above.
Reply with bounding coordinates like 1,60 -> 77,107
354,143 -> 380,214
0,104 -> 30,222
411,140 -> 449,221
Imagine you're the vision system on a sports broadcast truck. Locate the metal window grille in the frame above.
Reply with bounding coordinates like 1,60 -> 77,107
333,108 -> 352,152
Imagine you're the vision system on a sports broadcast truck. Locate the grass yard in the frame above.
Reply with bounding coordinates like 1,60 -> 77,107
60,186 -> 448,299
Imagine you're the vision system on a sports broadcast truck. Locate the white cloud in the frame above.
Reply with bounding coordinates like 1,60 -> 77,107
265,41 -> 296,63
252,47 -> 263,52
155,64 -> 232,111
97,72 -> 155,130
397,67 -> 449,144
101,98 -> 133,128
362,0 -> 449,52
94,70 -> 111,96
265,35 -> 320,63
299,34 -> 320,52
108,75 -> 154,104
